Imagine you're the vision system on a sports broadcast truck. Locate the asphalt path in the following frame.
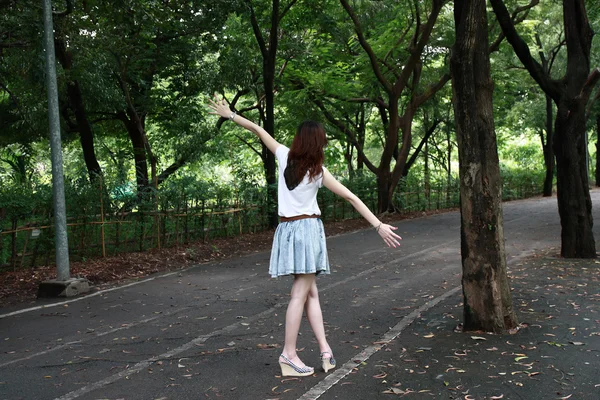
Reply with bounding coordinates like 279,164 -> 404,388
1,191 -> 598,400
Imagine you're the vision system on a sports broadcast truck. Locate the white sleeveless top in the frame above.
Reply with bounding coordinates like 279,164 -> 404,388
276,146 -> 327,217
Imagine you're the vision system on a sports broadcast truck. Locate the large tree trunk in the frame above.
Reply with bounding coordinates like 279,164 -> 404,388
489,0 -> 597,258
542,95 -> 554,196
553,101 -> 595,257
551,0 -> 596,257
451,0 -> 517,333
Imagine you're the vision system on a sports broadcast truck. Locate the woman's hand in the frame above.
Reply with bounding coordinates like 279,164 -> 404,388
207,95 -> 233,119
207,94 -> 282,154
377,223 -> 402,248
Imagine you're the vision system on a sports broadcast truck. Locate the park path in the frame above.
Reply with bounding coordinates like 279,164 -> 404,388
1,191 -> 597,400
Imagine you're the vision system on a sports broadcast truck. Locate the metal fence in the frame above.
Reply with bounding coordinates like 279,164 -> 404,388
0,177 -> 542,271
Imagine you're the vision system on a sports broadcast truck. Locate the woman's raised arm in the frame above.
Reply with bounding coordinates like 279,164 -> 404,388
322,169 -> 402,248
208,96 -> 281,155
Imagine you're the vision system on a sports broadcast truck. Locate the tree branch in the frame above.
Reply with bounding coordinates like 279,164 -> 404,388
53,0 -> 73,16
405,119 -> 440,172
235,134 -> 262,158
583,69 -> 600,120
534,33 -> 548,69
548,37 -> 566,72
157,133 -> 218,185
489,0 -> 561,102
0,82 -> 21,111
216,89 -> 249,129
312,96 -> 378,173
0,40 -> 29,48
339,0 -> 393,94
279,0 -> 298,21
268,0 -> 280,68
413,73 -> 451,108
383,18 -> 414,64
247,0 -> 268,59
157,157 -> 187,186
391,0 -> 446,96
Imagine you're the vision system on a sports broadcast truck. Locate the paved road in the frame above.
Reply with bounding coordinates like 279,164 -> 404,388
1,191 -> 597,400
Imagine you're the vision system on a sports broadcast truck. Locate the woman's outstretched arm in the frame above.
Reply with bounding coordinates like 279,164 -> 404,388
208,96 -> 281,154
322,169 -> 402,248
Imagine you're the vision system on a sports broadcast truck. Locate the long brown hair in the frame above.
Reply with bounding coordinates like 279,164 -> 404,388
285,121 -> 327,188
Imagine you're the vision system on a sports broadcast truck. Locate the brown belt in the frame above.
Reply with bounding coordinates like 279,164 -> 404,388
279,214 -> 320,222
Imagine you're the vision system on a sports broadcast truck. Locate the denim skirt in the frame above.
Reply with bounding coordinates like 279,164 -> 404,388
269,218 -> 330,278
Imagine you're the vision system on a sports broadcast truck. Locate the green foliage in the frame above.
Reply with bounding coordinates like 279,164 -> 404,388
0,0 -> 582,268
500,164 -> 545,201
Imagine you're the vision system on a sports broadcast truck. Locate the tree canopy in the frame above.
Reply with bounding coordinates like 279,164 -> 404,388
0,0 -> 598,235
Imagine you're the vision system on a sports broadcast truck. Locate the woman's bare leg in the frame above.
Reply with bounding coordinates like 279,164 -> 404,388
305,279 -> 332,354
281,274 -> 315,367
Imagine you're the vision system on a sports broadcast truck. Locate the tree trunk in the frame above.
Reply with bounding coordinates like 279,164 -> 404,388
357,104 -> 365,171
596,117 -> 600,187
119,112 -> 149,198
344,140 -> 354,175
263,59 -> 278,228
340,0 -> 447,214
489,0 -> 597,258
376,171 -> 392,213
451,0 -> 518,333
247,0 -> 282,228
67,81 -> 102,181
388,109 -> 413,202
553,102 -> 596,257
54,37 -> 102,183
377,97 -> 400,213
542,95 -> 554,196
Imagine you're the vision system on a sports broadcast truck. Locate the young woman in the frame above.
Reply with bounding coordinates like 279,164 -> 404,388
208,96 -> 402,377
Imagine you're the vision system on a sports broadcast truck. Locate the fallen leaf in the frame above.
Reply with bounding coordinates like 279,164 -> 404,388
382,388 -> 404,394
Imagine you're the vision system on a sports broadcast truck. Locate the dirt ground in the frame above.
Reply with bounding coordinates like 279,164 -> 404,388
0,210 -> 447,308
